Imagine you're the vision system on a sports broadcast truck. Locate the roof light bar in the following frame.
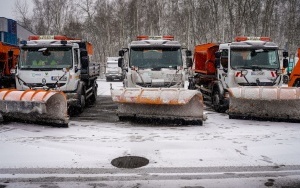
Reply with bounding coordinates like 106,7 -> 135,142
136,35 -> 174,41
28,35 -> 78,41
235,36 -> 271,42
137,36 -> 149,40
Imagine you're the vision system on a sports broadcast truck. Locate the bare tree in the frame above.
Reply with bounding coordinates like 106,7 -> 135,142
14,0 -> 33,31
13,0 -> 300,62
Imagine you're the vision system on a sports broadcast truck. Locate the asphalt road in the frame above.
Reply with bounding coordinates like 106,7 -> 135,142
71,96 -> 119,123
1,95 -> 300,188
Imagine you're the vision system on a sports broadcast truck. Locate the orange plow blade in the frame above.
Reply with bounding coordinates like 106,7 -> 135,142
228,86 -> 300,122
0,89 -> 69,126
111,88 -> 205,125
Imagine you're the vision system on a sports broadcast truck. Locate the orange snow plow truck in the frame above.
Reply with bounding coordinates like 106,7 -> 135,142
288,48 -> 300,87
0,41 -> 19,88
189,37 -> 300,122
0,37 -> 76,127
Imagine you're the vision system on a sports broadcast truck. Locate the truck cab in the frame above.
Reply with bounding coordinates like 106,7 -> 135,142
118,35 -> 191,88
217,37 -> 286,88
16,35 -> 99,113
191,36 -> 288,112
0,42 -> 19,88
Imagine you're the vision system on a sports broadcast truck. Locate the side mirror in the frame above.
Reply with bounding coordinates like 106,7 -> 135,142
119,50 -> 124,57
221,57 -> 228,68
118,58 -> 124,68
186,57 -> 193,68
283,51 -> 288,58
283,59 -> 288,68
8,50 -> 14,57
215,51 -> 221,58
186,50 -> 192,56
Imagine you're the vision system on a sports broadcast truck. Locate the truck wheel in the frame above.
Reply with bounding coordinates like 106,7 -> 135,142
188,81 -> 195,89
89,81 -> 97,104
293,79 -> 300,87
212,90 -> 227,113
76,89 -> 86,114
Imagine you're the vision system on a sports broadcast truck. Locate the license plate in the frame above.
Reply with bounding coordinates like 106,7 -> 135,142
251,71 -> 264,75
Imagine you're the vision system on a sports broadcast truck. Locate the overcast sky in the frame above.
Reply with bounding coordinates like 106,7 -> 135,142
0,0 -> 17,19
0,0 -> 33,20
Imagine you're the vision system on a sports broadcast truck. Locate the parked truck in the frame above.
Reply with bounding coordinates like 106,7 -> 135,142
105,57 -> 124,81
15,35 -> 100,114
1,40 -> 68,126
110,35 -> 205,124
288,48 -> 300,87
189,36 -> 300,122
0,41 -> 19,88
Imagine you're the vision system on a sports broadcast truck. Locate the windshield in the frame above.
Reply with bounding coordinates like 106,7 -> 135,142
19,47 -> 73,69
129,47 -> 182,69
230,49 -> 279,69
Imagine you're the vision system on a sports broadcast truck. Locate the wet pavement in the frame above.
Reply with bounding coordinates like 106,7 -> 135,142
1,84 -> 300,187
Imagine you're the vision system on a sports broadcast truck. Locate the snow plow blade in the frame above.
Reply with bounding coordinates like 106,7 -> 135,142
0,89 -> 69,126
111,88 -> 205,125
228,86 -> 300,122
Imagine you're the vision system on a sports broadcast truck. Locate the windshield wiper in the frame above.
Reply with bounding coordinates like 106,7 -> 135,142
249,65 -> 277,70
235,66 -> 252,69
236,65 -> 271,71
249,65 -> 262,70
16,75 -> 32,89
151,67 -> 162,71
151,66 -> 177,70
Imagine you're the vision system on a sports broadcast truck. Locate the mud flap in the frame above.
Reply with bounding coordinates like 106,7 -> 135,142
0,89 -> 69,126
111,88 -> 205,124
228,86 -> 300,122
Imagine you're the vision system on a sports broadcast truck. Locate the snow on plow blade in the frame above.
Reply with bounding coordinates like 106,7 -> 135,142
111,88 -> 205,124
0,89 -> 69,126
228,86 -> 300,122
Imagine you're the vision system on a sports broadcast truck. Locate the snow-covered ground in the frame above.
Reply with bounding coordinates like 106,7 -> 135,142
0,79 -> 300,187
97,79 -> 123,96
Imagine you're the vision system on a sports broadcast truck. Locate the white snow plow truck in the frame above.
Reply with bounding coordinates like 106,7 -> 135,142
111,35 -> 205,125
188,36 -> 300,122
11,35 -> 99,125
105,57 -> 124,81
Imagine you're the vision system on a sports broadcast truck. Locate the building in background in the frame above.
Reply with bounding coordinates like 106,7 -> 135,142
0,17 -> 34,45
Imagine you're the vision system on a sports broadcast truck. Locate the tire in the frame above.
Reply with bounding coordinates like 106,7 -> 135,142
79,92 -> 86,113
212,89 -> 227,113
119,116 -> 130,121
72,88 -> 86,115
283,75 -> 289,84
188,81 -> 195,90
89,81 -> 97,104
293,79 -> 300,87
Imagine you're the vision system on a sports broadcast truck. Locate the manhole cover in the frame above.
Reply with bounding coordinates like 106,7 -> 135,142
111,156 -> 149,169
